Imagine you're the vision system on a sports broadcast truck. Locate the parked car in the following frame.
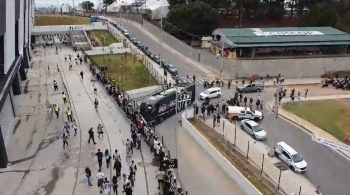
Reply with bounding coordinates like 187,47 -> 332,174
236,82 -> 264,93
199,87 -> 221,100
274,141 -> 307,173
240,119 -> 267,140
164,64 -> 178,76
226,106 -> 263,121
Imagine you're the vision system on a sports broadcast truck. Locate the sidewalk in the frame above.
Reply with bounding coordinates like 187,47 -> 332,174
268,94 -> 350,156
199,114 -> 317,195
0,45 -> 158,194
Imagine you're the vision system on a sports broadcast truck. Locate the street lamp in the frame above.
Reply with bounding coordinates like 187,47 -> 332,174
268,80 -> 282,157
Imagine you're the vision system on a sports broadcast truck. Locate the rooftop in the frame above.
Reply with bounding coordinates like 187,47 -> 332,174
212,27 -> 350,47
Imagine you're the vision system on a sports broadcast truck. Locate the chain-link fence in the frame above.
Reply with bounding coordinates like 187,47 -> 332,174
193,115 -> 306,195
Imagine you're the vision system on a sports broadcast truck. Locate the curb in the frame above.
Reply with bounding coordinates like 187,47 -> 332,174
267,101 -> 350,159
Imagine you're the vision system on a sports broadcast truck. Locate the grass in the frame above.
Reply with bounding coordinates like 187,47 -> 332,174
284,100 -> 350,142
92,30 -> 118,46
89,54 -> 158,91
35,15 -> 90,26
189,118 -> 276,195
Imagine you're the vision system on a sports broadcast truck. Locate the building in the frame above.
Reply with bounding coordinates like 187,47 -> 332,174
0,0 -> 34,167
211,27 -> 350,59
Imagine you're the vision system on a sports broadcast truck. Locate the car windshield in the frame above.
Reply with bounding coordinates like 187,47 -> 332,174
291,153 -> 303,163
252,125 -> 264,132
169,65 -> 176,70
203,90 -> 210,94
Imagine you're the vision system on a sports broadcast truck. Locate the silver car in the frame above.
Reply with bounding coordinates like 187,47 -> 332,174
240,119 -> 267,140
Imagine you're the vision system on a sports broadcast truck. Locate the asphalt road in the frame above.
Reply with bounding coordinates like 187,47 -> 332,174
111,18 -> 350,195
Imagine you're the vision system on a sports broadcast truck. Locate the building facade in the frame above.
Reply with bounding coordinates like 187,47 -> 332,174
0,0 -> 34,167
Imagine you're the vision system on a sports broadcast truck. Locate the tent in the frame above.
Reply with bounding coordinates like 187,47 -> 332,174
106,1 -> 120,12
148,6 -> 169,20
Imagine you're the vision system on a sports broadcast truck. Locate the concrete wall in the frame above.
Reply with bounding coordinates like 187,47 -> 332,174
181,110 -> 263,195
142,20 -> 350,79
85,48 -> 131,55
32,24 -> 108,35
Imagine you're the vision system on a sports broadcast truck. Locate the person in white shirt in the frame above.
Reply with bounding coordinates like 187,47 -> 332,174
96,171 -> 105,192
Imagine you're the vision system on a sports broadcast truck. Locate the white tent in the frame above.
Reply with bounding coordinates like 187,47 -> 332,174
106,1 -> 120,12
149,6 -> 169,20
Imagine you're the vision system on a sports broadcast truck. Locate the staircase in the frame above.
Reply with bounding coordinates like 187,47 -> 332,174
70,30 -> 91,51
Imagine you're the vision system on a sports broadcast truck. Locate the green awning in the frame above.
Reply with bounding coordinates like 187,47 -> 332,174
234,41 -> 350,48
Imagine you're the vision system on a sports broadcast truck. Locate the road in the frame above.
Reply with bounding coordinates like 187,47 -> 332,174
111,18 -> 350,195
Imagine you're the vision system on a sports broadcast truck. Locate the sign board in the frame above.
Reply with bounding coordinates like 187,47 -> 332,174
161,159 -> 178,169
312,134 -> 350,153
253,31 -> 324,36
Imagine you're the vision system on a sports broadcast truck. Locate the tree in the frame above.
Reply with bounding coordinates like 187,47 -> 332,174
301,2 -> 338,27
165,1 -> 219,39
80,1 -> 94,11
168,0 -> 187,9
103,0 -> 115,8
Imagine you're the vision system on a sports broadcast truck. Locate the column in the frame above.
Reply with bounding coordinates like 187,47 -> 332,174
19,65 -> 26,80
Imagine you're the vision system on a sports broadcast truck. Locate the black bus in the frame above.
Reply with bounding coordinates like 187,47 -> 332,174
140,84 -> 195,125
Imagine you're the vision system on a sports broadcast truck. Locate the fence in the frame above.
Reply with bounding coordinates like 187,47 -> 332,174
192,115 -> 306,195
142,20 -> 236,79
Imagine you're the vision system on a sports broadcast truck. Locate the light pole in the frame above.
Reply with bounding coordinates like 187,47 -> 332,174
159,17 -> 163,65
268,80 -> 281,157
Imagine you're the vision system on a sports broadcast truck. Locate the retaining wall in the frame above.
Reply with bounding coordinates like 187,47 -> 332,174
181,110 -> 262,195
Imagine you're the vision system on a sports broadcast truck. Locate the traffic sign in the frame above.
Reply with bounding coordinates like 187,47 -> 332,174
161,159 -> 178,169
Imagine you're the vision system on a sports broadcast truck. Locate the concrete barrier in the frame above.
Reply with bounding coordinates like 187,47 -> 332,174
181,110 -> 263,195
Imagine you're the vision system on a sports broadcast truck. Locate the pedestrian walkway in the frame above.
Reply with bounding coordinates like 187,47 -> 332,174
197,114 -> 317,195
179,76 -> 204,85
0,45 -> 158,195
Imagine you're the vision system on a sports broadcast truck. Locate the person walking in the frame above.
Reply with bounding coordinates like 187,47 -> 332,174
53,80 -> 58,91
124,182 -> 133,195
105,149 -> 111,169
168,179 -> 178,195
297,90 -> 301,100
97,124 -> 104,139
156,169 -> 165,190
305,89 -> 308,98
80,71 -> 84,79
112,175 -> 118,195
103,178 -> 111,195
62,133 -> 68,149
129,160 -> 137,187
63,122 -> 70,136
62,92 -> 67,104
96,171 -> 105,193
113,157 -> 122,178
216,114 -> 221,126
85,166 -> 93,186
243,96 -> 247,106
88,127 -> 97,145
54,104 -> 60,118
72,120 -> 78,136
126,147 -> 132,165
96,149 -> 104,172
66,107 -> 73,122
136,132 -> 141,149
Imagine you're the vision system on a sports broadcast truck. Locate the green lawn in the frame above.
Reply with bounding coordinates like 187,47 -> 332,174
35,15 -> 90,26
92,30 -> 118,46
89,54 -> 158,91
283,100 -> 350,142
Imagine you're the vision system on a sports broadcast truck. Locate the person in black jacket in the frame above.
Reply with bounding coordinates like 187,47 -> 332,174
88,127 -> 97,145
112,175 -> 118,194
85,167 -> 93,186
113,158 -> 122,178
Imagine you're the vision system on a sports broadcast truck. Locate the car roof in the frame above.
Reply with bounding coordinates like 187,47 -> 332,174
206,87 -> 221,91
243,119 -> 258,126
277,141 -> 297,155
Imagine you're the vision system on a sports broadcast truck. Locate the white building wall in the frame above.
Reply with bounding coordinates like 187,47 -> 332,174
19,0 -> 24,55
24,0 -> 29,45
4,0 -> 16,74
29,0 -> 34,46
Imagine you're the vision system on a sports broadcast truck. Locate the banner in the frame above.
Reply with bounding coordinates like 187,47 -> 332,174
311,134 -> 350,153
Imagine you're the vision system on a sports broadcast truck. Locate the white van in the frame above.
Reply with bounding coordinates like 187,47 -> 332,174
199,87 -> 221,100
274,141 -> 307,173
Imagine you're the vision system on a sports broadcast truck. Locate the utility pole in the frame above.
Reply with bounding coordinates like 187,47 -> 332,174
72,0 -> 75,24
268,80 -> 281,157
220,41 -> 224,79
159,17 -> 163,66
234,1 -> 243,79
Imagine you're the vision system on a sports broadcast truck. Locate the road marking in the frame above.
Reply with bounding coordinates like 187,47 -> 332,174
179,77 -> 203,85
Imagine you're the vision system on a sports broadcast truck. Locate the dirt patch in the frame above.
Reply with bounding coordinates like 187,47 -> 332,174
189,118 -> 276,195
43,167 -> 60,195
87,31 -> 103,47
23,80 -> 30,94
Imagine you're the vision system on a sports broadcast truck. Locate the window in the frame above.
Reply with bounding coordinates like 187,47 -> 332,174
282,151 -> 290,159
15,20 -> 19,56
245,123 -> 252,129
240,110 -> 245,114
209,90 -> 217,94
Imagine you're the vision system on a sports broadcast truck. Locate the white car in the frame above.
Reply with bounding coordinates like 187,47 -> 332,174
274,141 -> 307,173
240,119 -> 267,140
199,87 -> 221,100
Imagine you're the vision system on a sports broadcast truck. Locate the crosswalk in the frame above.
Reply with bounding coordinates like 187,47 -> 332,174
179,77 -> 204,85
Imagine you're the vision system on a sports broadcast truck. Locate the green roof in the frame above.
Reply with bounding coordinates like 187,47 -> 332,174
213,27 -> 350,47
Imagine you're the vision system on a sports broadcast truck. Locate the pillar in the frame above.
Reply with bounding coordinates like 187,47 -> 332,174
0,126 -> 9,168
19,65 -> 26,80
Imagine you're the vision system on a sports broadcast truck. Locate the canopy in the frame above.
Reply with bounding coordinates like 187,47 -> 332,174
106,1 -> 120,12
